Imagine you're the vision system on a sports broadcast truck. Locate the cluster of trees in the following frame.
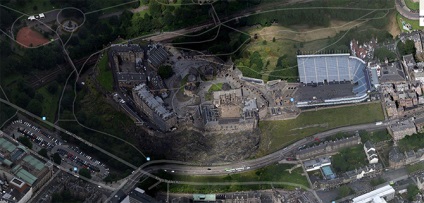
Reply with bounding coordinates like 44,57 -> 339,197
276,55 -> 289,69
52,187 -> 85,203
398,132 -> 424,151
53,152 -> 61,164
38,148 -> 48,158
78,168 -> 91,179
17,137 -> 32,149
126,0 -> 263,37
337,185 -> 354,199
158,65 -> 174,79
407,184 -> 420,201
332,145 -> 367,173
374,47 -> 397,62
323,28 -> 393,54
398,39 -> 416,56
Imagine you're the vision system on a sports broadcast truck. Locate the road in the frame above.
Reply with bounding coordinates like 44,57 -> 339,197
0,98 -> 138,170
107,119 -> 393,202
396,0 -> 419,20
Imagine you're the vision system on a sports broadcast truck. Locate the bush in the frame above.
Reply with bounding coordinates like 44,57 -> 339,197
38,148 -> 48,158
158,65 -> 174,79
17,137 -> 32,149
79,168 -> 91,179
53,152 -> 61,165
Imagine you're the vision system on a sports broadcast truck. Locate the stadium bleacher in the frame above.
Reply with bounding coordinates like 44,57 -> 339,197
295,54 -> 371,107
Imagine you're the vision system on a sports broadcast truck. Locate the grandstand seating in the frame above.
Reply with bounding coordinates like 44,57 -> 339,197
296,54 -> 371,107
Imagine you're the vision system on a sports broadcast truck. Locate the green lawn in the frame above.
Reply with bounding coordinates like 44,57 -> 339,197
97,54 -> 114,92
205,83 -> 223,100
332,144 -> 368,173
140,164 -> 309,193
398,132 -> 424,152
257,103 -> 384,155
397,12 -> 421,32
208,83 -> 223,92
407,162 -> 424,174
36,84 -> 61,123
360,129 -> 391,144
405,0 -> 419,11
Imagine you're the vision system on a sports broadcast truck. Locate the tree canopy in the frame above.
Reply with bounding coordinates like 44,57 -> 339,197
17,137 -> 32,149
78,168 -> 92,179
53,152 -> 61,165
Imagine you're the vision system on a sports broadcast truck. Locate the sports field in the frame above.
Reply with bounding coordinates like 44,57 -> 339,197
257,103 -> 384,156
16,27 -> 49,48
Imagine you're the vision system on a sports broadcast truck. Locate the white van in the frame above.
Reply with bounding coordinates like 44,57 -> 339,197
27,16 -> 35,21
39,13 -> 45,19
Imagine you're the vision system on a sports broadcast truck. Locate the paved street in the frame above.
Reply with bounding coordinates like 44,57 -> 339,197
396,0 -> 419,20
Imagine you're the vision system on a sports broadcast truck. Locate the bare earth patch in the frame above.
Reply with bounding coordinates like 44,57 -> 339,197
16,27 -> 49,47
254,20 -> 364,42
387,11 -> 401,38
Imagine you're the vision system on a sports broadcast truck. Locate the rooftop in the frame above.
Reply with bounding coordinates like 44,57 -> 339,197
11,165 -> 37,186
110,43 -> 143,53
0,138 -> 17,153
117,72 -> 146,82
390,119 -> 416,132
379,62 -> 406,83
133,84 -> 174,120
403,54 -> 416,69
352,185 -> 395,203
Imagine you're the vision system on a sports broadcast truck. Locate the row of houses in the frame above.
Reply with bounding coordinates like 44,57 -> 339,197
388,117 -> 424,141
295,135 -> 361,160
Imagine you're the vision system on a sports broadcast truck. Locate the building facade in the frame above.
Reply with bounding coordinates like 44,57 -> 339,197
132,84 -> 177,132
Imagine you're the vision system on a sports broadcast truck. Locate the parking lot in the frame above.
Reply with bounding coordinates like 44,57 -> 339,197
6,119 -> 109,180
52,145 -> 109,179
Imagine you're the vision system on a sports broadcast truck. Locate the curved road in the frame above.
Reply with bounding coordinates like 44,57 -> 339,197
396,0 -> 419,20
107,119 -> 395,202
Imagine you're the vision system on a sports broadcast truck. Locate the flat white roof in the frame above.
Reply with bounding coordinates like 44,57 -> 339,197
352,185 -> 394,203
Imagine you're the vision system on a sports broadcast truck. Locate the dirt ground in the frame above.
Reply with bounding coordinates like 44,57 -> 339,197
387,11 -> 401,38
16,27 -> 49,47
253,20 -> 365,42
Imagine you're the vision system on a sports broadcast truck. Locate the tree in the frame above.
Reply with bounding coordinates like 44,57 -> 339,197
17,137 -> 32,149
27,99 -> 42,116
272,37 -> 275,42
79,168 -> 91,179
38,148 -> 48,158
53,152 -> 61,165
407,184 -> 419,201
374,47 -> 397,62
398,39 -> 416,56
47,81 -> 59,94
262,40 -> 267,45
158,65 -> 174,79
338,185 -> 352,198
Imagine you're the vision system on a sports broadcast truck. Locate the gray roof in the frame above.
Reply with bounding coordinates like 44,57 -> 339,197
133,84 -> 174,120
390,119 -> 416,132
117,72 -> 146,82
110,44 -> 143,53
379,62 -> 406,83
364,141 -> 374,150
403,54 -> 416,69
389,147 -> 405,162
147,44 -> 168,68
